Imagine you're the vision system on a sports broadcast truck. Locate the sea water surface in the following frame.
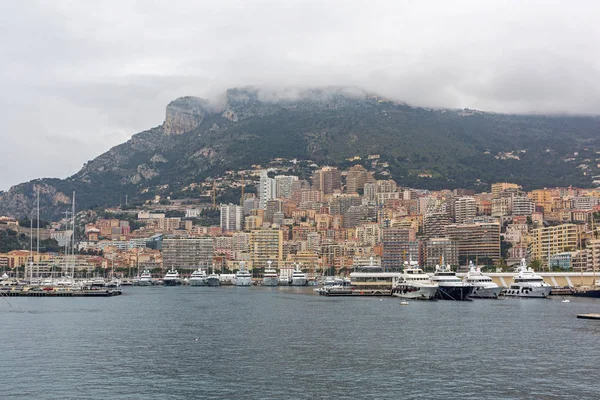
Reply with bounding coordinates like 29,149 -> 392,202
1,287 -> 599,400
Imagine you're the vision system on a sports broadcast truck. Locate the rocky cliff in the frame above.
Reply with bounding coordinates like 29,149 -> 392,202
1,86 -> 600,220
162,96 -> 209,135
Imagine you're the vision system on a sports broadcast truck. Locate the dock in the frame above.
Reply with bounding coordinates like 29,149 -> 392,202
576,314 -> 600,320
1,289 -> 122,297
318,288 -> 391,296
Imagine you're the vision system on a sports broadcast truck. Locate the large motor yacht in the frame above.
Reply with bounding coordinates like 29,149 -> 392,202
235,262 -> 252,286
163,269 -> 182,286
262,261 -> 279,286
504,258 -> 552,298
350,257 -> 403,295
189,268 -> 208,286
137,269 -> 153,286
392,261 -> 437,300
463,262 -> 502,299
207,272 -> 221,287
290,265 -> 308,286
431,264 -> 473,301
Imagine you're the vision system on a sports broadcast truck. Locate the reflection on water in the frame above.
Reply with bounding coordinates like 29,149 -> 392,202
1,287 -> 599,399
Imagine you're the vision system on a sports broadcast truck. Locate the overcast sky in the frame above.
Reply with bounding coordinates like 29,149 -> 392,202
1,0 -> 600,190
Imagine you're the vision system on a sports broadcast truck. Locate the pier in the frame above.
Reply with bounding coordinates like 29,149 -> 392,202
0,289 -> 122,297
318,288 -> 391,296
576,313 -> 600,320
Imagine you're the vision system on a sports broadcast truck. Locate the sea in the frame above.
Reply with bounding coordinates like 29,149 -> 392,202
1,287 -> 599,400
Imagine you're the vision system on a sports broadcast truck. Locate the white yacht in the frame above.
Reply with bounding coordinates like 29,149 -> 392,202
262,261 -> 279,286
504,258 -> 552,298
189,268 -> 208,286
235,262 -> 252,287
431,264 -> 473,301
163,269 -> 182,286
278,276 -> 291,285
463,262 -> 502,299
290,265 -> 308,286
220,274 -> 236,286
392,261 -> 437,300
207,273 -> 221,287
137,269 -> 153,286
350,257 -> 403,295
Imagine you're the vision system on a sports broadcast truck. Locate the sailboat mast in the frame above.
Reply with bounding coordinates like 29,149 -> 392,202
36,188 -> 40,279
71,192 -> 76,280
29,218 -> 33,281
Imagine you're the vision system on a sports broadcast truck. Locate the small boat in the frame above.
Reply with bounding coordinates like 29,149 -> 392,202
562,299 -> 571,303
400,300 -> 409,306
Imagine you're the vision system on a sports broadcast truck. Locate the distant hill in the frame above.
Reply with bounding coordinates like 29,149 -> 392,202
1,86 -> 600,219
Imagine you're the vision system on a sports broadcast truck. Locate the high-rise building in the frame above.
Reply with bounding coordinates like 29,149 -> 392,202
364,183 -> 377,203
312,167 -> 341,195
259,170 -> 276,209
491,182 -> 521,197
346,165 -> 373,194
329,195 -> 362,215
425,238 -> 459,268
382,228 -> 417,271
424,211 -> 451,238
377,179 -> 397,193
530,224 -> 579,268
220,203 -> 244,232
250,229 -> 283,269
512,196 -> 535,216
243,195 -> 259,216
265,199 -> 283,223
572,196 -> 599,211
275,175 -> 298,199
162,238 -> 214,270
445,222 -> 501,264
452,196 -> 477,223
306,231 -> 321,252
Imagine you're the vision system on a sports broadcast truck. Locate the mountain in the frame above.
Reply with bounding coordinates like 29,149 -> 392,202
2,86 -> 600,219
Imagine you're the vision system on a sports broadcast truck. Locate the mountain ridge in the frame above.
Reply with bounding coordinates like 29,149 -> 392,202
2,86 -> 600,220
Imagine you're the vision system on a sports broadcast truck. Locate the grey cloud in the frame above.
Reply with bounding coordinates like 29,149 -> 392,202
1,0 -> 600,190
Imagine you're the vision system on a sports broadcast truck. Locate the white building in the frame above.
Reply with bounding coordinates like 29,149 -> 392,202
259,170 -> 276,209
275,175 -> 298,199
454,196 -> 477,223
220,203 -> 244,232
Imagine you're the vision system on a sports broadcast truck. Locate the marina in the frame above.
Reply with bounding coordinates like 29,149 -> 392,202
1,286 -> 599,400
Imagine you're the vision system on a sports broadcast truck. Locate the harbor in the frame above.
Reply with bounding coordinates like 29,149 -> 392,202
1,285 -> 599,400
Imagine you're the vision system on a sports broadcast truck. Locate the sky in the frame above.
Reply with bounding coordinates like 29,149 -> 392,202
1,0 -> 600,190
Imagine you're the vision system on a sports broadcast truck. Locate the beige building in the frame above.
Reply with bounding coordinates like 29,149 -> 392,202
491,182 -> 521,197
445,222 -> 501,264
250,229 -> 283,269
530,224 -> 579,268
